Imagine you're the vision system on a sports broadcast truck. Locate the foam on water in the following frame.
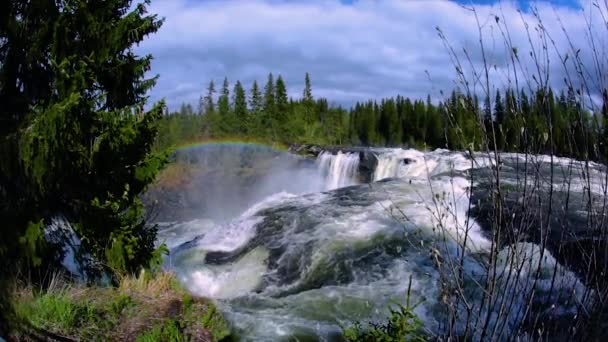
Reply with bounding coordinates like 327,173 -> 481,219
158,147 -> 599,340
183,246 -> 270,299
373,148 -> 473,181
196,217 -> 263,253
156,219 -> 216,250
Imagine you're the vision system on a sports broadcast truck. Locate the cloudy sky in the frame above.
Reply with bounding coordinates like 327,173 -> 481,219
136,0 -> 605,110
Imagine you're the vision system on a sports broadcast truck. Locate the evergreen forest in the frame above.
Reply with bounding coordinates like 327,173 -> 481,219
158,73 -> 608,161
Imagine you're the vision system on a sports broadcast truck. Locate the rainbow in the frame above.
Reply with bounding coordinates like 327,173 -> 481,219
174,137 -> 290,153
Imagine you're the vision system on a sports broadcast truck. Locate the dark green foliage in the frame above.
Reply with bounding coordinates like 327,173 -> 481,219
250,80 -> 263,113
159,73 -> 603,163
263,72 -> 276,128
217,77 -> 231,135
0,1 -> 168,322
303,72 -> 313,103
343,301 -> 425,341
204,81 -> 216,114
274,75 -> 289,138
233,81 -> 248,134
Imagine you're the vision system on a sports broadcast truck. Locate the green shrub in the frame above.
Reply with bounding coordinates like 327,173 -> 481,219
343,301 -> 425,342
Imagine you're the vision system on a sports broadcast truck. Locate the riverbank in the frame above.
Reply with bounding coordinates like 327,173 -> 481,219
9,272 -> 230,341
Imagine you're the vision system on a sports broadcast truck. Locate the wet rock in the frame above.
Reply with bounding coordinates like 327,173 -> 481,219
469,162 -> 608,285
288,144 -> 380,183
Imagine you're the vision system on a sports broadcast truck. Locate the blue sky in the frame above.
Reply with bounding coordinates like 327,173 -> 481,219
137,0 -> 602,110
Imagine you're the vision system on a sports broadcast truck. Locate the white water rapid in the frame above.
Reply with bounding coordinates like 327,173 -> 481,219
155,146 -> 600,341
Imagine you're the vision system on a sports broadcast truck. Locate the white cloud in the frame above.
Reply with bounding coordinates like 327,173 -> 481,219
137,0 -> 607,110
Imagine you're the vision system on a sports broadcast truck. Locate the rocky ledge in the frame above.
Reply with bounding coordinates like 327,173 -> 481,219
289,144 -> 379,182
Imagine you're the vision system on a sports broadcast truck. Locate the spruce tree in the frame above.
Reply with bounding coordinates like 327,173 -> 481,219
303,72 -> 314,124
219,77 -> 231,116
275,75 -> 289,116
218,77 -> 231,134
0,0 -> 167,287
303,72 -> 313,102
204,80 -> 216,115
425,95 -> 443,148
263,73 -> 276,116
494,89 -> 505,149
494,90 -> 505,126
250,80 -> 263,113
249,80 -> 263,136
202,80 -> 220,136
233,80 -> 247,134
263,73 -> 276,137
483,93 -> 493,141
274,75 -> 289,140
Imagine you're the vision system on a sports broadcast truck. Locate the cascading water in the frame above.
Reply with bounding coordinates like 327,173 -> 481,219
373,148 -> 472,181
154,146 -> 600,341
317,151 -> 361,190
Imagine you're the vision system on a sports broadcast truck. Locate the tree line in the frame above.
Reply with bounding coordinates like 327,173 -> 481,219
159,74 -> 607,161
156,73 -> 349,148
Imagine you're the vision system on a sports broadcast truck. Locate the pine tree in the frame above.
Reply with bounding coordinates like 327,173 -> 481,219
262,73 -> 276,136
250,80 -> 263,113
248,80 -> 263,136
263,73 -> 276,116
494,90 -> 505,126
217,77 -> 231,134
198,96 -> 204,115
425,95 -> 443,148
303,72 -> 314,124
303,72 -> 313,101
275,75 -> 289,117
273,75 -> 289,140
494,89 -> 505,149
233,80 -> 247,134
201,80 -> 220,136
503,88 -> 520,150
483,93 -> 493,144
219,77 -> 230,116
386,98 -> 401,145
204,80 -> 216,115
0,0 -> 167,287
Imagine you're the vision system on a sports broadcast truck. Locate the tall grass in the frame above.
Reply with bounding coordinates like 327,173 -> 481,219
425,1 -> 608,340
11,271 -> 230,341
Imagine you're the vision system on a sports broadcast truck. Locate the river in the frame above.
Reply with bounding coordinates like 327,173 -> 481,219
153,145 -> 603,341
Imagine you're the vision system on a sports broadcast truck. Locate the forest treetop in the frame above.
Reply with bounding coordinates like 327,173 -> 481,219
158,72 -> 608,162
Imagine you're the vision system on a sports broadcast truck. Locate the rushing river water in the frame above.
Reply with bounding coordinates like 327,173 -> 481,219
155,146 -> 603,341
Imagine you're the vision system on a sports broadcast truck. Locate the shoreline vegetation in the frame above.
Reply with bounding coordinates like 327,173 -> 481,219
9,272 -> 230,341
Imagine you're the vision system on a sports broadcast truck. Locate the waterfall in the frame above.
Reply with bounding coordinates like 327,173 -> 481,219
373,154 -> 401,181
160,147 -> 596,340
317,151 -> 361,190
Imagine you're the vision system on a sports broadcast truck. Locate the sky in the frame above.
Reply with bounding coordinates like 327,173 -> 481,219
136,0 -> 605,110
